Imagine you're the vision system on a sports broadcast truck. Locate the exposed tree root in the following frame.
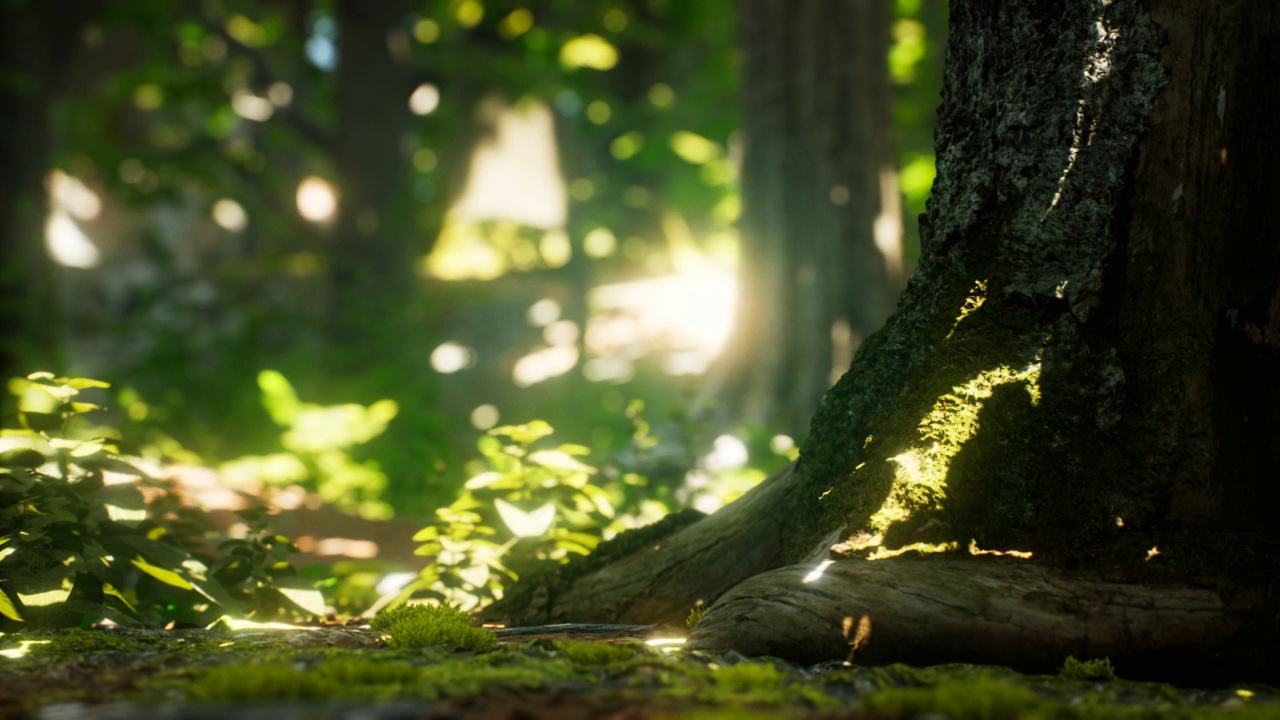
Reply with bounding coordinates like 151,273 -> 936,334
686,555 -> 1262,682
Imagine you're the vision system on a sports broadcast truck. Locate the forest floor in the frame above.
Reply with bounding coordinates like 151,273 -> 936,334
1,623 -> 1277,719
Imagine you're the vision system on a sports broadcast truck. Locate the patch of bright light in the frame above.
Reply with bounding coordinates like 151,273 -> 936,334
670,131 -> 721,164
703,434 -> 748,472
296,176 -> 338,223
305,35 -> 337,71
802,559 -> 835,584
770,435 -> 795,455
559,34 -> 618,71
874,165 -> 904,280
470,404 -> 500,430
584,227 -> 617,257
375,572 -> 417,596
212,198 -> 248,232
268,81 -> 293,106
430,342 -> 474,374
45,212 -> 101,269
527,298 -> 561,327
231,90 -> 275,121
645,638 -> 687,649
449,98 -> 566,229
312,537 -> 378,559
408,83 -> 440,116
582,357 -> 634,384
49,170 -> 101,220
0,640 -> 51,659
540,229 -> 572,267
512,346 -> 579,387
543,319 -> 579,347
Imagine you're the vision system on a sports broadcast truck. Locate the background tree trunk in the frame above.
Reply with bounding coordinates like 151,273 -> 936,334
492,0 -> 1280,678
704,0 -> 904,438
0,2 -> 102,386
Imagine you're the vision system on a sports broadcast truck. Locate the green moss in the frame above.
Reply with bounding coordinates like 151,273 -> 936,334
182,649 -> 578,703
553,640 -> 645,666
370,603 -> 497,650
1061,656 -> 1118,682
862,676 -> 1051,718
686,605 -> 707,629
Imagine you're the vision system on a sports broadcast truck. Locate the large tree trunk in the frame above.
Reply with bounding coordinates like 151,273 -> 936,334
703,0 -> 904,438
490,0 -> 1280,680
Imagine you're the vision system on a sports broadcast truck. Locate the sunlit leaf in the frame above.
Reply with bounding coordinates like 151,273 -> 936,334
578,484 -> 615,517
69,441 -> 104,457
132,556 -> 193,590
463,471 -> 504,489
66,378 -> 110,390
275,580 -> 326,616
527,449 -> 595,473
0,587 -> 23,622
412,526 -> 440,542
17,587 -> 70,607
490,420 -> 554,445
494,499 -> 555,538
257,369 -> 301,425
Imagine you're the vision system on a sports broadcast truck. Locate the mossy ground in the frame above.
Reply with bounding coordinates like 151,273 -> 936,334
1,627 -> 1277,717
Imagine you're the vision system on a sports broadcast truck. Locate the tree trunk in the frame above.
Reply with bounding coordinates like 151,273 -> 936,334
0,2 -> 102,385
327,0 -> 419,350
490,0 -> 1280,680
703,0 -> 904,438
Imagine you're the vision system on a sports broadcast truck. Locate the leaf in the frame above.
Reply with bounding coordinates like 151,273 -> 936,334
257,369 -> 301,426
578,484 -> 615,518
131,556 -> 193,590
527,449 -> 595,474
0,587 -> 22,622
494,499 -> 555,538
490,420 -> 554,445
274,578 -> 326,616
66,378 -> 110,390
412,526 -> 440,542
463,471 -> 504,489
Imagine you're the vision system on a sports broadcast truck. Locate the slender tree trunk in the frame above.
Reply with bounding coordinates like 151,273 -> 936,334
327,0 -> 419,352
0,3 -> 102,385
704,0 -> 904,438
491,0 -> 1280,680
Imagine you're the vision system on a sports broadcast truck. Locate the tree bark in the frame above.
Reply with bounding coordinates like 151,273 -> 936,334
491,0 -> 1280,680
704,0 -> 904,438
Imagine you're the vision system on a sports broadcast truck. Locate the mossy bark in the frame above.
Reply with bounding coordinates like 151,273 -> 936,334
490,0 -> 1280,676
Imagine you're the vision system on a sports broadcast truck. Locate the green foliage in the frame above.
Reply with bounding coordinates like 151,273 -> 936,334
686,603 -> 707,630
1061,655 -> 1119,682
219,370 -> 396,520
370,603 -> 497,651
0,372 -> 318,629
404,420 -> 629,609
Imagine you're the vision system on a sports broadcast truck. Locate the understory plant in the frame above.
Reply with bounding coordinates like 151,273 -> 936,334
0,372 -> 320,629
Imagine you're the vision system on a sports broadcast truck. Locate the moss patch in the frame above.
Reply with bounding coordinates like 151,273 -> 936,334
370,603 -> 498,650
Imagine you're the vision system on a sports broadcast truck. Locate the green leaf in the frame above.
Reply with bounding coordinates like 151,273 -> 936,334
494,499 -> 555,538
66,378 -> 110,390
577,484 -> 615,517
257,369 -> 301,425
527,449 -> 595,474
274,578 -> 326,616
490,420 -> 554,445
0,587 -> 23,622
131,556 -> 194,590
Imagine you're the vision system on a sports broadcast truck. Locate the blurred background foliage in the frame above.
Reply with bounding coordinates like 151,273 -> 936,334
1,0 -> 944,617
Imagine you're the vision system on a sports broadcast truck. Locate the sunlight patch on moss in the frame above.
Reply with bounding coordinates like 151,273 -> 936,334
947,279 -> 988,340
866,362 -> 1041,537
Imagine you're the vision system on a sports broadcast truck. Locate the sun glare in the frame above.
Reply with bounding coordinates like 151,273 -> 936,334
296,176 -> 338,223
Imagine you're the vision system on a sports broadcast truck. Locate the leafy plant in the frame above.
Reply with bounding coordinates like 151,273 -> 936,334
403,420 -> 621,610
218,370 -> 397,520
0,372 -> 318,628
